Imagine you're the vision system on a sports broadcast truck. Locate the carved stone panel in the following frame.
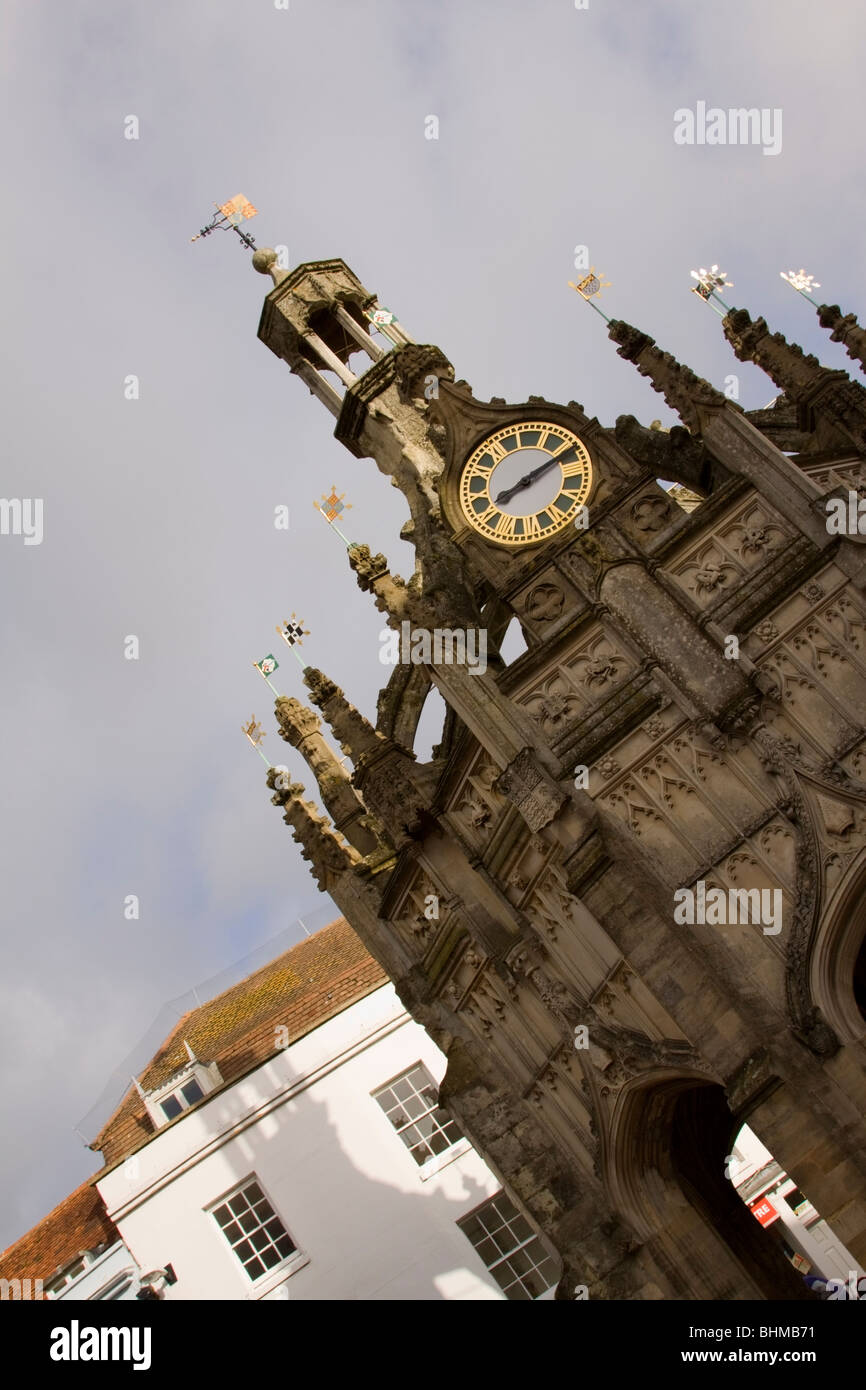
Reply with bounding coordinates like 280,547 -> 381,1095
665,498 -> 793,609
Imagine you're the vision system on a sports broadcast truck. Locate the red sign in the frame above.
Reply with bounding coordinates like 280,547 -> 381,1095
750,1197 -> 780,1227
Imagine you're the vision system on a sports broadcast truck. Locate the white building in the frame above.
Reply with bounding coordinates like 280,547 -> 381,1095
2,918 -> 561,1302
730,1124 -> 864,1288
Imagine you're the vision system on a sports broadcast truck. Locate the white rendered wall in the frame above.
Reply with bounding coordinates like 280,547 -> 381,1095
97,985 -> 537,1301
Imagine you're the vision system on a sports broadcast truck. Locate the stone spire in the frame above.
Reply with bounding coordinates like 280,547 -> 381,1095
607,320 -> 728,434
274,696 -> 385,856
723,307 -> 866,450
606,314 -> 852,573
302,667 -> 434,849
817,304 -> 866,375
266,770 -> 358,891
722,308 -> 836,396
302,668 -> 390,765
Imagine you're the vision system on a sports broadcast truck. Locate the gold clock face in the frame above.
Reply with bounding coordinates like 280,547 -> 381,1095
458,421 -> 593,547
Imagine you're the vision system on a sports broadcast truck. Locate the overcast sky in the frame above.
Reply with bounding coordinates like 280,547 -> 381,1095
1,0 -> 864,1251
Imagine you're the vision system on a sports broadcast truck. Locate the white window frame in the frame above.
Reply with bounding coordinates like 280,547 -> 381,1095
142,1060 -> 221,1128
372,1062 -> 466,1173
206,1175 -> 307,1297
458,1190 -> 561,1300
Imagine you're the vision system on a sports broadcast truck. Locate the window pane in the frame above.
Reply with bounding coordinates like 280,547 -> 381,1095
402,1094 -> 426,1120
245,1182 -> 264,1205
265,1218 -> 284,1240
223,1221 -> 242,1244
250,1229 -> 270,1252
429,1130 -> 449,1156
490,1261 -> 515,1292
161,1094 -> 182,1121
229,1194 -> 247,1216
508,1282 -> 533,1302
460,1217 -> 483,1243
239,1210 -> 258,1234
235,1239 -> 253,1262
275,1236 -> 296,1259
261,1246 -> 280,1270
475,1237 -> 501,1266
244,1257 -> 265,1280
181,1079 -> 204,1105
213,1204 -> 231,1228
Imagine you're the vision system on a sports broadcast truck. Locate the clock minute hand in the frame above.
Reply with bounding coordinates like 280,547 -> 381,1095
494,455 -> 561,505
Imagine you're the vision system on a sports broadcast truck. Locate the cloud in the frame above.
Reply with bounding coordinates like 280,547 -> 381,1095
1,0 -> 863,1247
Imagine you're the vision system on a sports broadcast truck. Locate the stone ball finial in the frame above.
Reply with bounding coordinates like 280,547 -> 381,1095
252,248 -> 290,288
252,247 -> 277,275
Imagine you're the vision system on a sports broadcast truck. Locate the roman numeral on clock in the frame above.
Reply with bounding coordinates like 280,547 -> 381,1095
484,439 -> 507,464
492,513 -> 518,540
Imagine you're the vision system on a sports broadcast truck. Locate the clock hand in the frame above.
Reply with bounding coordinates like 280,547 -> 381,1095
494,455 -> 562,505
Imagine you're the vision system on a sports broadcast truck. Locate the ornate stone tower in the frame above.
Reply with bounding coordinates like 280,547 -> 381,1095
251,247 -> 866,1299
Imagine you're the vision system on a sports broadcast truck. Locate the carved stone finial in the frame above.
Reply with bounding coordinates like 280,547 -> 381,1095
608,320 -> 727,434
817,304 -> 866,375
722,308 -> 826,396
274,695 -> 321,749
265,772 -> 358,890
347,543 -> 419,624
251,247 -> 289,287
614,414 -> 712,493
273,695 -> 387,856
348,543 -> 391,593
303,668 -> 384,764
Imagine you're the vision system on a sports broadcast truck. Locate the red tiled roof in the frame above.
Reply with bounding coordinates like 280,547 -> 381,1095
0,1178 -> 117,1296
92,916 -> 387,1167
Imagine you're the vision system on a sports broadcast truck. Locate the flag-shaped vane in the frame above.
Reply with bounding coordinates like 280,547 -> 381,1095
253,654 -> 281,695
568,268 -> 612,322
690,264 -> 733,315
242,715 -> 270,766
366,306 -> 396,327
219,194 -> 258,226
191,194 -> 259,251
314,486 -> 353,545
277,614 -> 310,669
780,268 -> 821,309
569,268 -> 611,301
242,715 -> 265,746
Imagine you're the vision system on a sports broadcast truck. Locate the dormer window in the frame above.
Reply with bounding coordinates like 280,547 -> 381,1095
159,1077 -> 205,1122
137,1044 -> 221,1129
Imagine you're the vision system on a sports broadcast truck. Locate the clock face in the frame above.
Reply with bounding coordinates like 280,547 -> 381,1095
458,421 -> 593,547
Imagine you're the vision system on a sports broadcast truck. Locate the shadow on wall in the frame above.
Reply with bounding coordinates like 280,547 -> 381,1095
138,1042 -> 517,1302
